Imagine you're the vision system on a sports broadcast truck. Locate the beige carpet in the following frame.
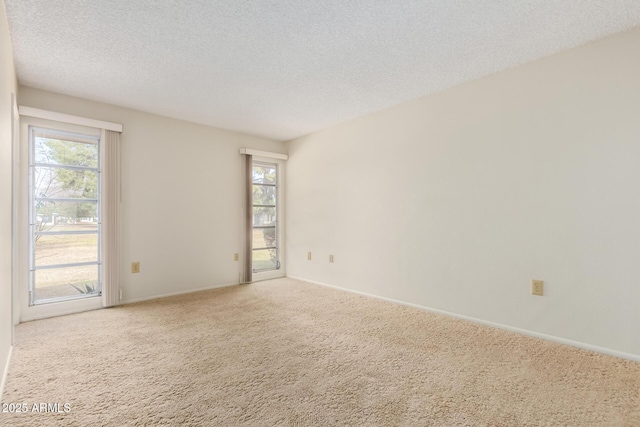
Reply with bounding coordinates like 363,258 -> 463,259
2,278 -> 639,426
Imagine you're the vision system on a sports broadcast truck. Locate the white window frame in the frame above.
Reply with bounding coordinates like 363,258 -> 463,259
18,117 -> 104,321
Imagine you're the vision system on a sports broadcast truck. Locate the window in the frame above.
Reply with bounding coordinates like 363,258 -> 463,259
29,127 -> 101,304
241,149 -> 286,283
252,161 -> 280,273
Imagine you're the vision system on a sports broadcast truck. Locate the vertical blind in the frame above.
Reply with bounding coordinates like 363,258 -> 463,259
101,129 -> 121,307
243,154 -> 253,284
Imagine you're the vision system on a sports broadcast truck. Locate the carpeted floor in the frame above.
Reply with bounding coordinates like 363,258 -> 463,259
2,277 -> 639,426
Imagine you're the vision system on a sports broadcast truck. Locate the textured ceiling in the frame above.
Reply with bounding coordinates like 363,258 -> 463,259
5,1 -> 640,141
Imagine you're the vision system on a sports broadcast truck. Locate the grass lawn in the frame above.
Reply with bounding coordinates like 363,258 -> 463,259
34,223 -> 99,300
252,228 -> 277,271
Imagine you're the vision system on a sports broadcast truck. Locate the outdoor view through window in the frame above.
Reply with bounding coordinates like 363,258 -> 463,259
29,127 -> 101,304
252,161 -> 279,272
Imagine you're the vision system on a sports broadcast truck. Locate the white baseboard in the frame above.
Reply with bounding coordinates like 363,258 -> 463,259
287,275 -> 640,363
121,282 -> 240,305
0,345 -> 13,404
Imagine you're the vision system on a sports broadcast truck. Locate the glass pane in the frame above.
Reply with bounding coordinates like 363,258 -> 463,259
35,230 -> 98,267
34,201 -> 98,228
252,164 -> 276,185
253,248 -> 277,271
34,264 -> 99,301
253,184 -> 276,206
34,166 -> 98,199
34,135 -> 98,168
253,207 -> 276,227
253,227 -> 276,249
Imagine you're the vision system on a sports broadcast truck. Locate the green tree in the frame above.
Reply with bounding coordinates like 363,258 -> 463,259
34,137 -> 98,230
252,165 -> 277,256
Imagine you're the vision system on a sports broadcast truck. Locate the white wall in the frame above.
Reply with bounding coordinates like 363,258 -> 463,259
18,86 -> 286,309
286,27 -> 640,359
0,0 -> 17,398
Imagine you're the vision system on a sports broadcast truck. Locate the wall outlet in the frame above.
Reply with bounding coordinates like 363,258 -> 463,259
131,262 -> 140,274
307,252 -> 312,261
329,254 -> 334,263
531,279 -> 544,296
234,253 -> 239,261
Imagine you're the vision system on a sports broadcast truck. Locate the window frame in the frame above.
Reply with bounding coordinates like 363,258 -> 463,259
251,156 -> 285,282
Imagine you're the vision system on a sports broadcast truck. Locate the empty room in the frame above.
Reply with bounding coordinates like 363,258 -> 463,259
1,1 -> 639,425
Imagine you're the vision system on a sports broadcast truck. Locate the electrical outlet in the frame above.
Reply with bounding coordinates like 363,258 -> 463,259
329,254 -> 334,263
531,279 -> 544,296
307,252 -> 312,261
131,262 -> 140,274
234,253 -> 239,261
